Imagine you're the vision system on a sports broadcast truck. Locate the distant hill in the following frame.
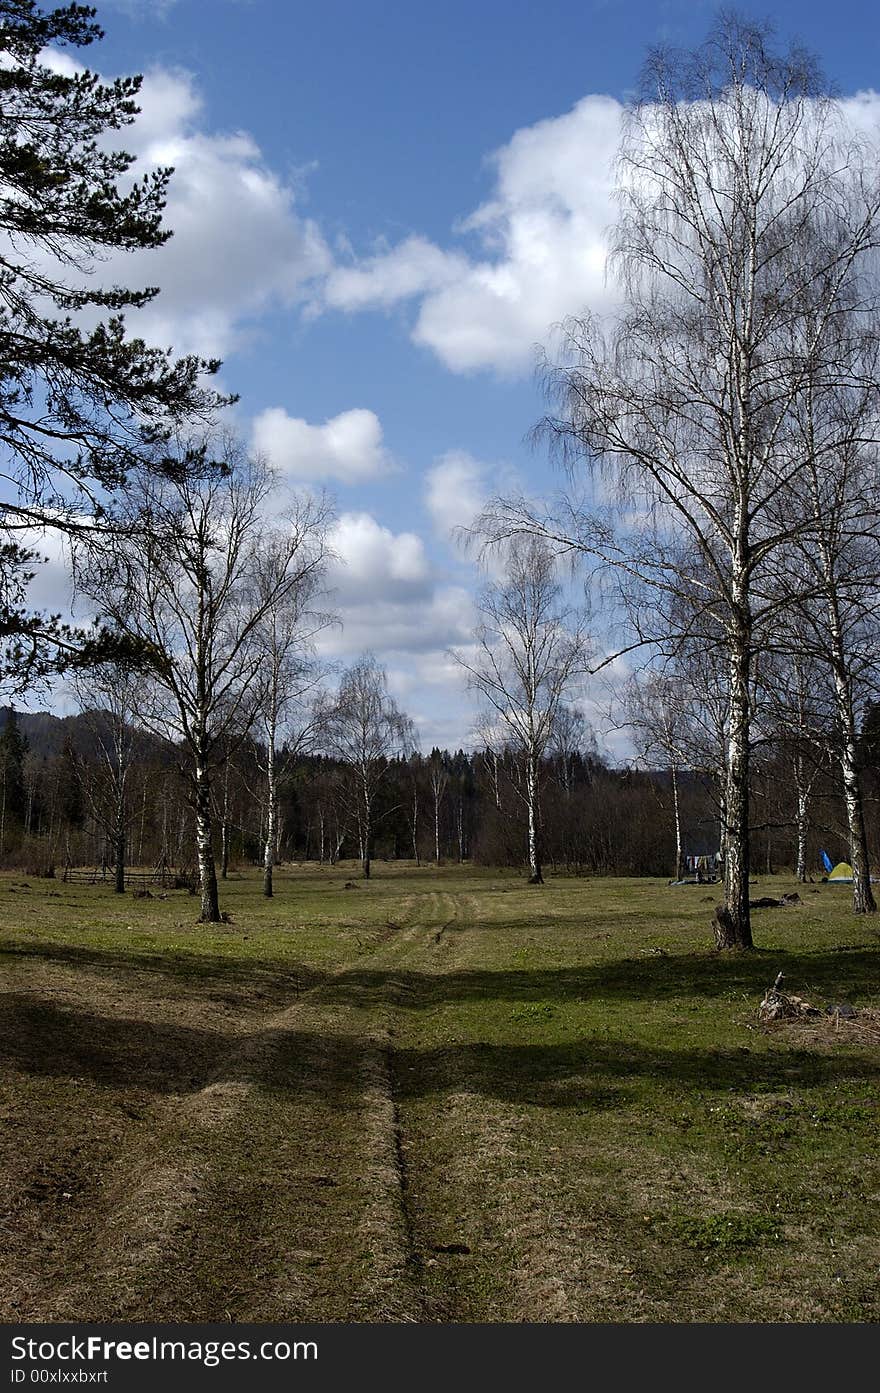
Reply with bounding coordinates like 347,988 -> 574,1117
0,706 -> 175,763
0,707 -> 84,757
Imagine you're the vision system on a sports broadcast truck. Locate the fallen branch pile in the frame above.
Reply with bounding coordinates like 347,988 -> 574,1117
757,973 -> 880,1045
758,972 -> 819,1022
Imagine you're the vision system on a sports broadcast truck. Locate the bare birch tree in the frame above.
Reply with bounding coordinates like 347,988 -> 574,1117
68,662 -> 144,892
753,645 -> 831,883
549,704 -> 591,801
483,17 -> 880,942
82,443 -> 329,920
621,671 -> 690,880
321,654 -> 415,879
452,534 -> 589,884
429,751 -> 449,865
251,510 -> 335,897
779,469 -> 880,909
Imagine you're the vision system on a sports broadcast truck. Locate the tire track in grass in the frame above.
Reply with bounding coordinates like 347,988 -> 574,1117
379,890 -> 524,1320
36,913 -> 432,1321
385,888 -> 636,1321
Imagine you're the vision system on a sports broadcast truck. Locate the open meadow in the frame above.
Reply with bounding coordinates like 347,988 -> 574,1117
1,863 -> 878,1324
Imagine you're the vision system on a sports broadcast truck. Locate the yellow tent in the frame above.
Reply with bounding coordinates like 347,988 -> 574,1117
828,862 -> 853,881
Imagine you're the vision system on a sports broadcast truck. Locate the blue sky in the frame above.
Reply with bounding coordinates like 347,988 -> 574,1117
38,0 -> 880,752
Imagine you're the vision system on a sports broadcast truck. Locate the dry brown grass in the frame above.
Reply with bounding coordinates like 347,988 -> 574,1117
761,1007 -> 880,1049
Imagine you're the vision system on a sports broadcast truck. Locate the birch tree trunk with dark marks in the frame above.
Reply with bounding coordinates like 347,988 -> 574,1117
526,752 -> 542,884
832,662 -> 875,913
220,756 -> 230,880
195,750 -> 220,922
671,762 -> 682,882
719,606 -> 753,948
263,730 -> 276,897
430,756 -> 449,865
795,781 -> 810,884
361,768 -> 372,880
114,779 -> 126,895
409,771 -> 420,865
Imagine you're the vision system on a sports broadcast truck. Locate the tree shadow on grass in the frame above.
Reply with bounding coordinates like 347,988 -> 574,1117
3,989 -> 877,1111
0,941 -> 320,1001
4,937 -> 878,1013
387,1036 -> 880,1110
0,993 -> 230,1094
326,945 -> 880,1011
0,996 -> 374,1119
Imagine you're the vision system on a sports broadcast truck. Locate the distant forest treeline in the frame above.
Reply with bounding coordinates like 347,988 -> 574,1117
1,704 -> 877,883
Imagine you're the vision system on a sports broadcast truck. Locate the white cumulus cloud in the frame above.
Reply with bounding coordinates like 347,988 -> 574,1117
319,94 -> 623,376
40,54 -> 332,363
120,68 -> 331,359
252,408 -> 393,484
318,91 -> 880,379
322,587 -> 475,661
322,236 -> 469,313
327,513 -> 431,603
424,451 -> 490,539
318,512 -> 476,670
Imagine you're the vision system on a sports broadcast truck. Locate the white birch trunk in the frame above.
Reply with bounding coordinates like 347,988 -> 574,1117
195,755 -> 220,922
718,590 -> 753,948
823,568 -> 876,913
361,770 -> 371,879
833,667 -> 876,913
795,788 -> 809,884
671,762 -> 682,881
526,754 -> 543,883
114,780 -> 126,894
263,731 -> 276,898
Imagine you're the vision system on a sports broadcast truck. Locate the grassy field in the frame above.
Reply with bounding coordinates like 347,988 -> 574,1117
1,862 -> 878,1324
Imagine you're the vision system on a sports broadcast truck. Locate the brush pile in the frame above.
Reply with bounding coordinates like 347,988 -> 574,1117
758,972 -> 819,1022
757,973 -> 880,1044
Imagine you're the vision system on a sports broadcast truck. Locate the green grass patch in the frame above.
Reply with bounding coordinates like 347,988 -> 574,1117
670,1211 -> 782,1250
